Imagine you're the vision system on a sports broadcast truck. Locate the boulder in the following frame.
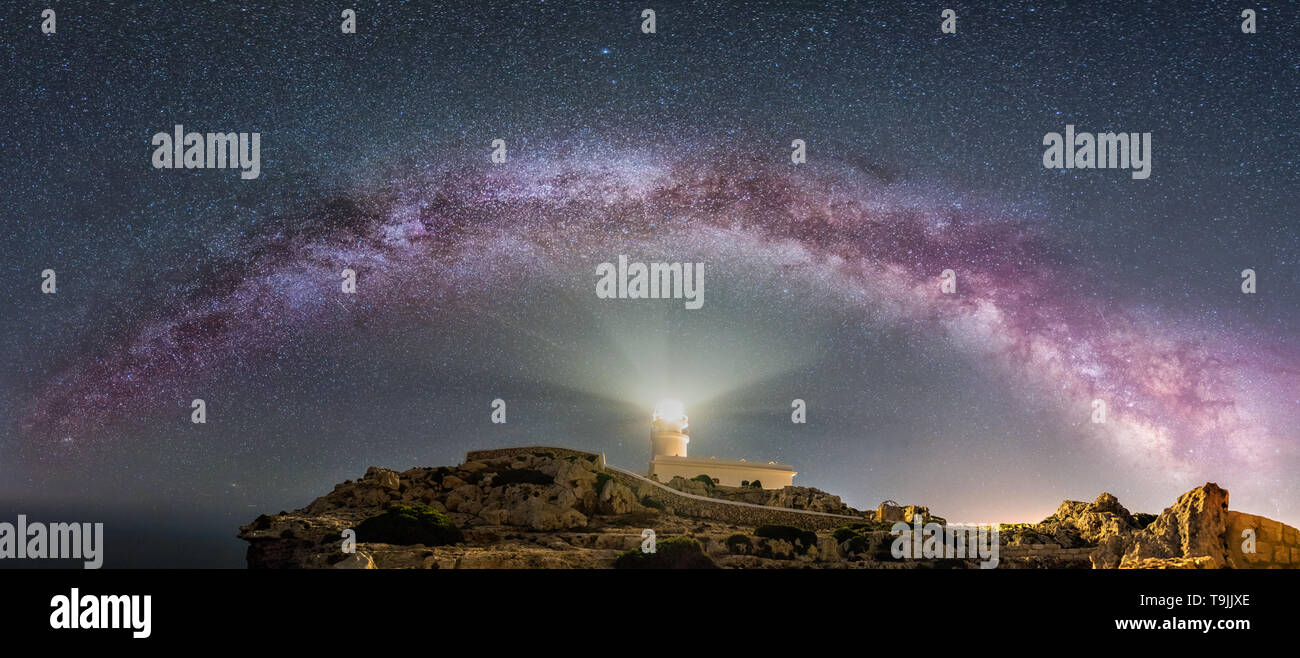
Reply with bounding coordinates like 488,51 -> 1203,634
478,508 -> 509,525
365,466 -> 401,490
817,535 -> 843,562
598,480 -> 642,515
763,538 -> 796,560
507,497 -> 588,531
445,484 -> 484,514
1120,483 -> 1230,568
552,459 -> 600,510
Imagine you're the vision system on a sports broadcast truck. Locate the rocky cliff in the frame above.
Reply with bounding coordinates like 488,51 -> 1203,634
237,449 -> 1293,569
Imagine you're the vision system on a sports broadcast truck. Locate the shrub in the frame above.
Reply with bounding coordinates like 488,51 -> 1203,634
846,534 -> 874,555
832,523 -> 898,559
640,496 -> 664,510
754,525 -> 817,553
872,535 -> 897,560
832,526 -> 856,543
490,468 -> 554,487
725,534 -> 752,553
691,474 -> 716,487
749,480 -> 762,488
740,480 -> 750,487
615,536 -> 718,569
593,471 -> 614,494
353,504 -> 464,546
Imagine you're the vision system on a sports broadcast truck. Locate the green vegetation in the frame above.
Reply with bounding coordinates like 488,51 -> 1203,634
593,471 -> 614,494
748,480 -> 762,488
353,504 -> 464,546
691,474 -> 716,487
640,495 -> 664,510
490,468 -> 554,487
754,525 -> 817,553
615,536 -> 718,569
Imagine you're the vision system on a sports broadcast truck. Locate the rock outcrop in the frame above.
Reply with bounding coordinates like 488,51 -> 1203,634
240,453 -> 1282,570
1097,482 -> 1232,569
239,449 -> 939,569
995,482 -> 1285,569
1020,492 -> 1139,551
661,476 -> 866,516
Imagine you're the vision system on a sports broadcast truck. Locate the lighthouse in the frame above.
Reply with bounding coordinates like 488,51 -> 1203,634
649,398 -> 690,459
647,399 -> 797,489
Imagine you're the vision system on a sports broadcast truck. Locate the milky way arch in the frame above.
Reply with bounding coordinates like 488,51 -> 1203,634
22,149 -> 1297,487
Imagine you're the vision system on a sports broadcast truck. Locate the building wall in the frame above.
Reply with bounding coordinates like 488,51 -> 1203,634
1225,511 -> 1300,568
650,458 -> 796,489
650,432 -> 688,458
466,446 -> 606,468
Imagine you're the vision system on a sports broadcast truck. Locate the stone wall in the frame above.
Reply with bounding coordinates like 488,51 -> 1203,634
466,446 -> 607,469
605,465 -> 864,529
1225,511 -> 1300,568
464,447 -> 863,531
1000,544 -> 1094,563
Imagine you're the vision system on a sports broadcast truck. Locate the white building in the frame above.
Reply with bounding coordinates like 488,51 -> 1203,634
646,400 -> 796,489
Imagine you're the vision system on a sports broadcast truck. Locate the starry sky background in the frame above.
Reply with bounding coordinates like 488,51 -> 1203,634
1,1 -> 1297,567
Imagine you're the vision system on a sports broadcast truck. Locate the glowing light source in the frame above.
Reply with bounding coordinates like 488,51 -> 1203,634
652,398 -> 687,427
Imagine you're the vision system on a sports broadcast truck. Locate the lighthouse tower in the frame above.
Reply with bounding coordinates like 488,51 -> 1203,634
649,399 -> 689,460
647,398 -> 798,489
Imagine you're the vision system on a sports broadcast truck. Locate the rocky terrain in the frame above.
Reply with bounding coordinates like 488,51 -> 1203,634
658,475 -> 865,515
238,448 -> 1290,569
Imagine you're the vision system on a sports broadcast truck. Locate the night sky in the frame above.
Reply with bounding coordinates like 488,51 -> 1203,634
2,1 -> 1297,567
